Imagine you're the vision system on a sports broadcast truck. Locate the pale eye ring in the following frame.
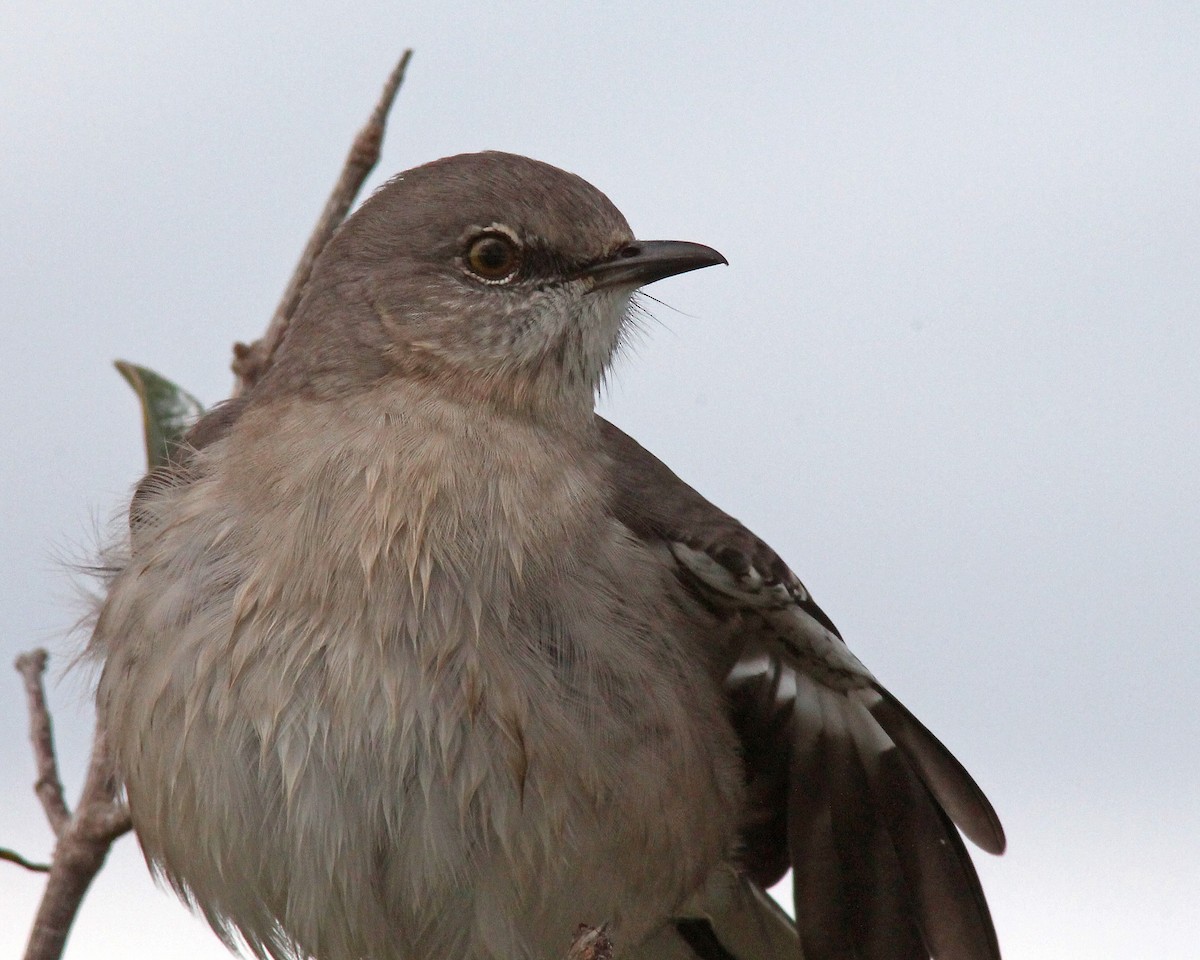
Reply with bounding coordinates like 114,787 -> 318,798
464,231 -> 522,283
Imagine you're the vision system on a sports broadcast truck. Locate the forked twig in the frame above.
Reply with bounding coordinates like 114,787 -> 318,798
13,52 -> 416,960
14,650 -> 132,960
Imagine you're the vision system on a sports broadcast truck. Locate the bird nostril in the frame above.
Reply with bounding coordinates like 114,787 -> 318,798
618,243 -> 642,259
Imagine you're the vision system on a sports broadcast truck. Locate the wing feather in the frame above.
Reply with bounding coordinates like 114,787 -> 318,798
601,416 -> 1004,960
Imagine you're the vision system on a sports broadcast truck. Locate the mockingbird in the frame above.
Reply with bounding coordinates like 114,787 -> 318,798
92,151 -> 1005,960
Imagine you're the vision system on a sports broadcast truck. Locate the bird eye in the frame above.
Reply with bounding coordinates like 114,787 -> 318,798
464,232 -> 521,283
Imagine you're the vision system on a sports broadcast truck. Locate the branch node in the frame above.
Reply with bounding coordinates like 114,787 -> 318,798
17,52 -> 416,960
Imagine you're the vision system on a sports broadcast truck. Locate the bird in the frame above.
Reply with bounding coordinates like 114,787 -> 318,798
91,151 -> 1005,960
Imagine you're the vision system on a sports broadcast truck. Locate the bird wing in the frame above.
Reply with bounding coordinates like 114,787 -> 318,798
135,404 -> 1004,960
599,416 -> 1005,960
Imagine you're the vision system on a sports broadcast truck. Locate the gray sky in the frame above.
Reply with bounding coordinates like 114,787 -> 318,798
2,3 -> 1197,958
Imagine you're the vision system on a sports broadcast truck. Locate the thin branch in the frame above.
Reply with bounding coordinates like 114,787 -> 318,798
232,49 -> 414,393
16,53 -> 415,960
72,724 -> 132,843
0,848 -> 51,873
15,650 -> 70,836
22,715 -> 131,960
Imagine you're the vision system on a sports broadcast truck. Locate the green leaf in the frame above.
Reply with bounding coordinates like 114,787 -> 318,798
114,361 -> 205,471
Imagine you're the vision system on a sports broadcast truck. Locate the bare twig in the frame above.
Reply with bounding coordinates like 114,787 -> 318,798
15,650 -> 133,960
15,651 -> 70,837
0,848 -> 51,873
232,48 -> 414,393
21,712 -> 131,960
13,55 -> 417,960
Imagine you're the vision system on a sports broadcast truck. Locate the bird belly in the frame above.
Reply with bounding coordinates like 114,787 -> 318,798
100,517 -> 741,960
97,394 -> 743,959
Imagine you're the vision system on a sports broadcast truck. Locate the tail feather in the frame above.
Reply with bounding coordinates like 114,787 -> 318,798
787,697 -> 847,959
867,685 -> 1006,855
789,681 -> 929,960
872,741 -> 1001,960
840,698 -> 928,960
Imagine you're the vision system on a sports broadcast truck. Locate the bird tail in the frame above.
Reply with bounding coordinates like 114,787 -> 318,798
784,671 -> 1004,960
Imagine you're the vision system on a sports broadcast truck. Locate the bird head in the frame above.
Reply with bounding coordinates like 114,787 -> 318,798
267,151 -> 725,417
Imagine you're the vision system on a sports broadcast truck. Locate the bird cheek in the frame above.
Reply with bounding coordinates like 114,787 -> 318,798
577,287 -> 633,337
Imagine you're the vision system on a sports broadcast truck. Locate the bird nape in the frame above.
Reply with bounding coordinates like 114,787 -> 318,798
91,151 -> 1003,960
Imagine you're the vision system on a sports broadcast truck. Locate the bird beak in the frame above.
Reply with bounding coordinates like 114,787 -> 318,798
582,240 -> 728,292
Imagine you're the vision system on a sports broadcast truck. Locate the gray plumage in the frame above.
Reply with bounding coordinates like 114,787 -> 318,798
92,151 -> 1004,960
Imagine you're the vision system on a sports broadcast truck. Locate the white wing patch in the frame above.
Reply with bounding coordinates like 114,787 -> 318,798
670,540 -> 874,692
